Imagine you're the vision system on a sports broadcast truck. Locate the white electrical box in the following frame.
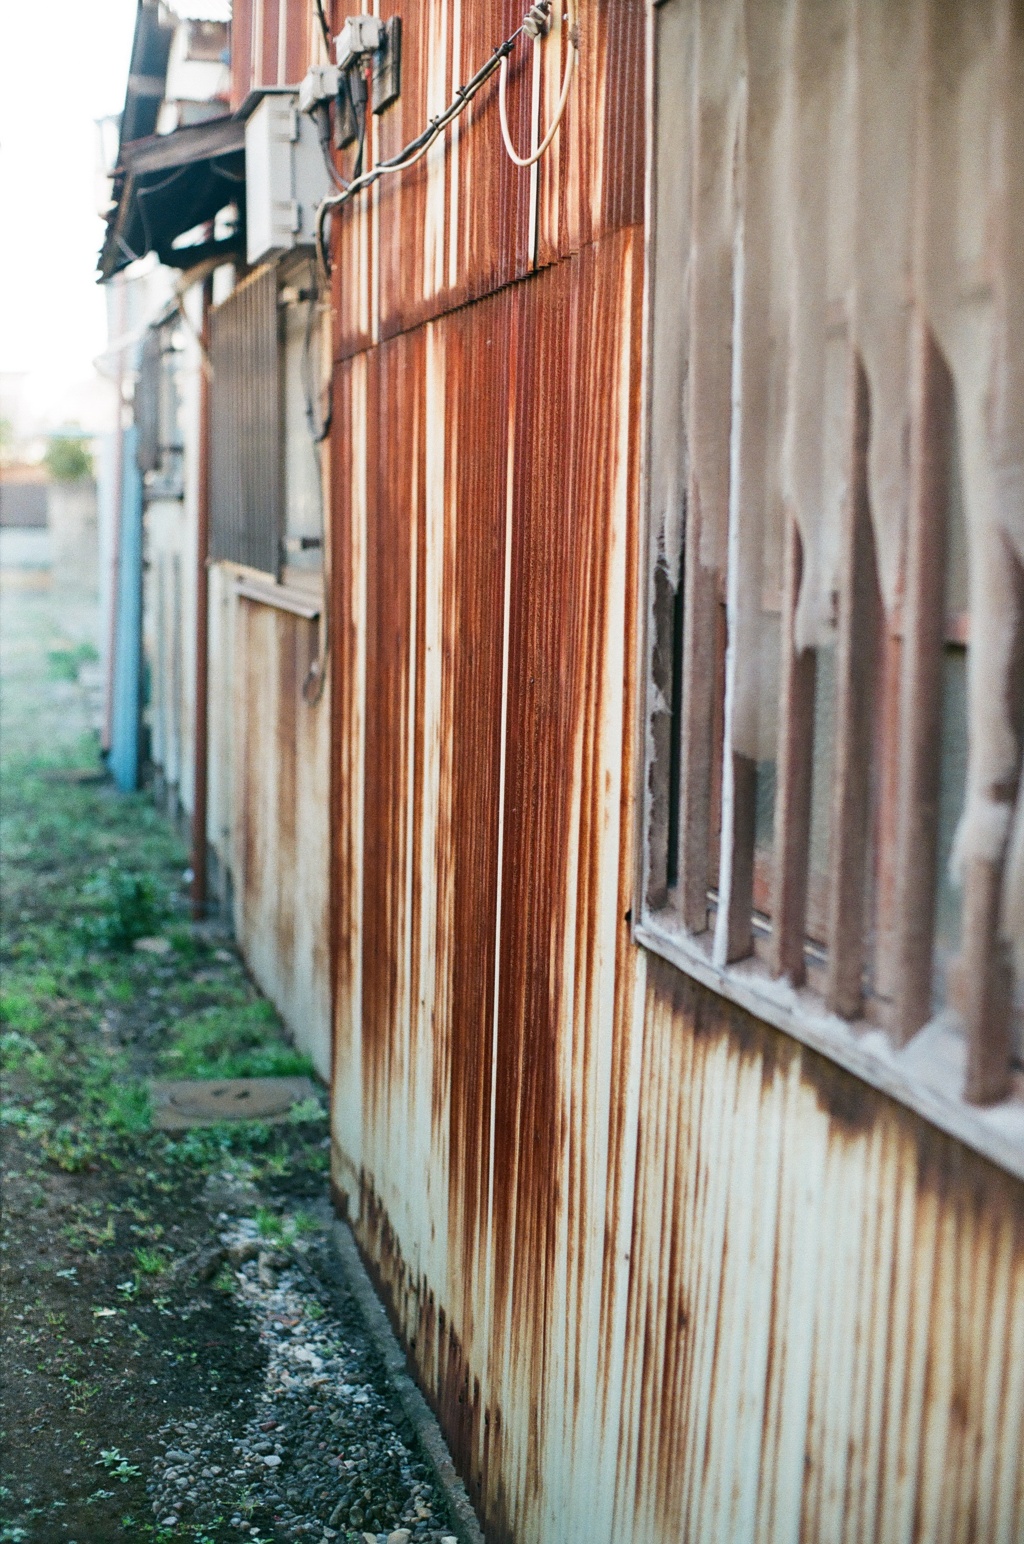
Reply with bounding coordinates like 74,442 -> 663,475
335,15 -> 384,69
245,92 -> 331,266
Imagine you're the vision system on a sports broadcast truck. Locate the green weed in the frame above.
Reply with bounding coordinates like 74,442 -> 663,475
46,642 -> 98,682
254,1205 -> 283,1240
0,1029 -> 36,1068
132,1246 -> 164,1276
0,990 -> 45,1035
211,1263 -> 236,1294
96,1447 -> 140,1482
287,1094 -> 324,1123
167,924 -> 210,963
158,1000 -> 312,1080
75,862 -> 167,951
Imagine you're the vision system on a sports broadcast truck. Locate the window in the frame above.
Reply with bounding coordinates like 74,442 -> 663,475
135,321 -> 185,498
280,258 -> 326,581
639,0 -> 1023,1107
210,263 -> 282,574
209,258 -> 326,581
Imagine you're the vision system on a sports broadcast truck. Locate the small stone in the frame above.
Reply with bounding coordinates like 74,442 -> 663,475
161,1518 -> 178,1529
133,935 -> 171,954
388,1532 -> 411,1544
328,1502 -> 346,1527
441,1538 -> 458,1544
229,1239 -> 261,1267
263,1454 -> 282,1468
349,1505 -> 364,1527
362,1536 -> 377,1544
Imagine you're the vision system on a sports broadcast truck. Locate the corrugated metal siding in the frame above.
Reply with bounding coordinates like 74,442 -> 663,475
330,225 -> 641,1535
235,595 -> 332,1080
144,503 -> 192,806
331,213 -> 1024,1538
230,0 -> 313,106
209,266 -> 282,577
142,309 -> 202,824
331,0 -> 646,360
534,0 -> 646,264
135,329 -> 162,474
206,563 -> 237,900
323,2 -> 1024,1540
612,962 -> 1024,1544
109,424 -> 144,793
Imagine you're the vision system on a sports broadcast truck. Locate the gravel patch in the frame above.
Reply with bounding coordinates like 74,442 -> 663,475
145,1208 -> 459,1543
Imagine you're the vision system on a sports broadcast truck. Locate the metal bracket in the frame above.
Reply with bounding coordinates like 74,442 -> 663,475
372,17 -> 402,115
334,72 -> 361,149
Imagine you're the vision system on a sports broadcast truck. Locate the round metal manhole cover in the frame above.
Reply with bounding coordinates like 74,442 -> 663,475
167,1081 -> 300,1120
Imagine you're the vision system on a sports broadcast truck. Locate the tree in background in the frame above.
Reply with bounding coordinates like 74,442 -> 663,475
44,434 -> 93,482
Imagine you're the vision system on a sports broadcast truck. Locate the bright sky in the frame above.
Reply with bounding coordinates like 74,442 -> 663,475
0,0 -> 137,432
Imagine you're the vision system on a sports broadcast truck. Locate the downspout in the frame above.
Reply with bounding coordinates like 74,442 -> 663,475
102,278 -> 127,753
191,275 -> 213,919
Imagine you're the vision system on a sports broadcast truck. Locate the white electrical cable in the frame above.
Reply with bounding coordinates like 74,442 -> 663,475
498,3 -> 578,168
314,35 -> 521,277
313,2 -> 579,276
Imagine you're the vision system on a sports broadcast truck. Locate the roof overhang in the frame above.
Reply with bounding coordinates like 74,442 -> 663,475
98,115 -> 245,281
120,2 -> 176,148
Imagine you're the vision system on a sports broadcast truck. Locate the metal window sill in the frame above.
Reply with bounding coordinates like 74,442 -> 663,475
234,576 -> 321,619
635,915 -> 1024,1183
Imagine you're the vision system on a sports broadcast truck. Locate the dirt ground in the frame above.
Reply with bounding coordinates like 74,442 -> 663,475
0,579 -> 456,1544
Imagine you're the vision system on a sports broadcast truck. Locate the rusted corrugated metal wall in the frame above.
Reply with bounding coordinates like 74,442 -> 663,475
207,0 -> 335,1076
327,3 -> 1024,1541
230,0 -> 316,108
142,294 -> 202,825
233,595 -> 332,1080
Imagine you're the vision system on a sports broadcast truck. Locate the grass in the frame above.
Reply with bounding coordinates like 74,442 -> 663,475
75,861 -> 167,951
0,734 -> 320,1174
156,1001 -> 315,1081
1,594 -> 332,1542
45,641 -> 99,683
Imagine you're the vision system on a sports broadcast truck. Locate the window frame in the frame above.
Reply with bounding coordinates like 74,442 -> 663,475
633,0 -> 1024,1180
209,256 -> 327,586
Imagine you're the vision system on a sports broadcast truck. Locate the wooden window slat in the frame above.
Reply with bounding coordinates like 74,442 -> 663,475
768,520 -> 817,985
825,353 -> 881,1020
961,858 -> 1015,1104
960,538 -> 1023,1102
717,751 -> 757,963
677,543 -> 719,934
891,319 -> 953,1042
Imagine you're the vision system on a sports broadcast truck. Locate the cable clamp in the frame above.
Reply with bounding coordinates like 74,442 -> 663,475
523,1 -> 552,38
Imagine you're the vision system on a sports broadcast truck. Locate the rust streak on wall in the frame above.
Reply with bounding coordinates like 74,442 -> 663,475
325,6 -> 1024,1544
